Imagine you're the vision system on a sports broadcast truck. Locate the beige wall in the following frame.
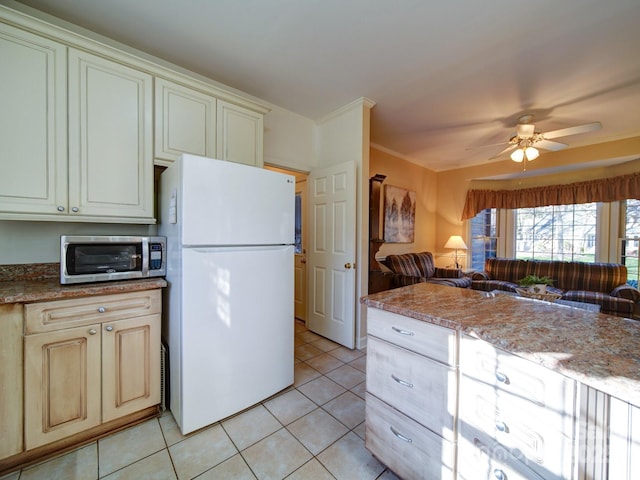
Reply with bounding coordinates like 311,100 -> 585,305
372,136 -> 640,269
370,147 -> 438,260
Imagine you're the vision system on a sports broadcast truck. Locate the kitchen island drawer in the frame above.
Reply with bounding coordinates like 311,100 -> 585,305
368,307 -> 457,365
367,335 -> 457,440
25,289 -> 161,333
461,335 -> 575,414
366,393 -> 455,480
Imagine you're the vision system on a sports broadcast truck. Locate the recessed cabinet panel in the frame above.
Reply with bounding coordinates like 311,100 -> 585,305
0,23 -> 67,216
217,100 -> 263,167
68,48 -> 154,221
102,314 -> 161,422
154,78 -> 216,164
24,325 -> 102,449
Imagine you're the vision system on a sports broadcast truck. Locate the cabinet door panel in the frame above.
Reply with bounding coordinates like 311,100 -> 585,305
0,23 -> 67,216
102,314 -> 161,422
24,325 -> 101,449
217,100 -> 263,167
155,78 -> 216,164
68,48 -> 153,221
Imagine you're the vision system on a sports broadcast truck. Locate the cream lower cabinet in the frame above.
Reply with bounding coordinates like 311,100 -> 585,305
23,290 -> 161,449
0,304 -> 24,460
365,307 -> 458,480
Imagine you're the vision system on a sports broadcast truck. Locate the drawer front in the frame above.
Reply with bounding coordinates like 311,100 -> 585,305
457,427 -> 546,480
459,377 -> 574,480
367,336 -> 457,440
368,307 -> 457,365
25,289 -> 162,334
366,393 -> 455,480
460,335 -> 575,415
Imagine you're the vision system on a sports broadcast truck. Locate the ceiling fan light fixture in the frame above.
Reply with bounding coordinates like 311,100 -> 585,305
510,148 -> 525,162
525,146 -> 539,160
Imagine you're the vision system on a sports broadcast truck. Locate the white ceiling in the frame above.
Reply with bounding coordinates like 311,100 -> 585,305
14,0 -> 640,171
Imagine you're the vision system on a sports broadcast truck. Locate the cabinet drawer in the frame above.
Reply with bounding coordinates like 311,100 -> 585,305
460,335 -> 575,415
367,336 -> 457,440
459,376 -> 575,480
25,289 -> 161,334
457,429 -> 545,480
368,307 -> 457,365
366,393 -> 455,480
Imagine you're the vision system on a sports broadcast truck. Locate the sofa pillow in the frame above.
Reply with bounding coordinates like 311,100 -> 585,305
382,254 -> 422,278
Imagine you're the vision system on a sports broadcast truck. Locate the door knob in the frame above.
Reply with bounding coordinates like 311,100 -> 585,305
345,263 -> 352,269
301,259 -> 306,264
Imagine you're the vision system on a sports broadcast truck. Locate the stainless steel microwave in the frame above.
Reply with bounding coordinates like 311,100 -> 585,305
60,235 -> 166,284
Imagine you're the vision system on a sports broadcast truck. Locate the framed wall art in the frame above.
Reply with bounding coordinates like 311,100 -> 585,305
383,184 -> 416,243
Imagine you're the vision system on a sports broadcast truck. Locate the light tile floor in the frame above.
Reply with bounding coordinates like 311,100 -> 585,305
3,320 -> 401,480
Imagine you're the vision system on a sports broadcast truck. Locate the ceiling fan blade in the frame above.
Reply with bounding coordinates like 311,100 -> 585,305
535,139 -> 568,151
516,123 -> 535,138
542,121 -> 602,139
490,144 -> 518,159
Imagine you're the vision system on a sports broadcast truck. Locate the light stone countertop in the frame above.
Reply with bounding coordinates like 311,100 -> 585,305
361,282 -> 640,408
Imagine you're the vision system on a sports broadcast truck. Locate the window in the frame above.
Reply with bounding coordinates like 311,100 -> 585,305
621,199 -> 640,288
470,208 -> 497,270
514,203 -> 598,262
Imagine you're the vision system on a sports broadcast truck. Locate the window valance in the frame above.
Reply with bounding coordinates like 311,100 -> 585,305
461,172 -> 640,220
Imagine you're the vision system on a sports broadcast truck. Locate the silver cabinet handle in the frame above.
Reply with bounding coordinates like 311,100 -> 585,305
97,307 -> 106,313
495,372 -> 509,384
390,426 -> 412,443
105,325 -> 113,332
88,329 -> 97,335
391,326 -> 414,336
391,374 -> 414,388
493,469 -> 506,480
495,421 -> 508,433
71,207 -> 79,212
57,206 -> 65,212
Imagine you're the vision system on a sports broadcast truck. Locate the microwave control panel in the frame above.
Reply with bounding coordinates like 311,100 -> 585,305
149,242 -> 164,270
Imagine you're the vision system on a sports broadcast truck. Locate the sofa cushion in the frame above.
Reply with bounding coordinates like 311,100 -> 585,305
412,252 -> 436,278
427,277 -> 472,288
382,254 -> 422,277
562,290 -> 635,317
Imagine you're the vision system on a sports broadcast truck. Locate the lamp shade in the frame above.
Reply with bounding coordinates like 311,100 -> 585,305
444,235 -> 467,250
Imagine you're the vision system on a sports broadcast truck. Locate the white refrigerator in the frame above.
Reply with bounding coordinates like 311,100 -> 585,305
158,154 -> 295,434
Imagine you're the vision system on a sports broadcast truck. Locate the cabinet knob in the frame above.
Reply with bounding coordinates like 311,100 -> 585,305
57,206 -> 65,212
71,207 -> 79,212
88,329 -> 97,335
98,307 -> 106,313
495,372 -> 509,384
495,421 -> 508,433
493,469 -> 506,480
105,325 -> 113,332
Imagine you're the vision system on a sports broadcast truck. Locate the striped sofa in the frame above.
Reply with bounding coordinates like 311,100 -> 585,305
380,252 -> 472,289
471,258 -> 640,318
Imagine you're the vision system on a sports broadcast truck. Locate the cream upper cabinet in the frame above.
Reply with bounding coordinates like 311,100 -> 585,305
154,78 -> 217,166
0,22 -> 67,216
68,48 -> 154,222
217,100 -> 264,167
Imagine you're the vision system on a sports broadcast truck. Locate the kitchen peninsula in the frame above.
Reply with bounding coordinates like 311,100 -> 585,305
362,283 -> 639,480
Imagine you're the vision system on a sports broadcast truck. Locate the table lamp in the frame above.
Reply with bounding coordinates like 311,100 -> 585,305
444,235 -> 467,269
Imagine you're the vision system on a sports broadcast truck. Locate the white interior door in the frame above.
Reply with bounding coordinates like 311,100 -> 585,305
307,161 -> 356,348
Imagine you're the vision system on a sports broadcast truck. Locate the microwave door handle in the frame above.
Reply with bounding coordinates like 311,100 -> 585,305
141,240 -> 150,274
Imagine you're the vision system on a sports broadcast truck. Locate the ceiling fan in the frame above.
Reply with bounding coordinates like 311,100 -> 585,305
489,114 -> 602,163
